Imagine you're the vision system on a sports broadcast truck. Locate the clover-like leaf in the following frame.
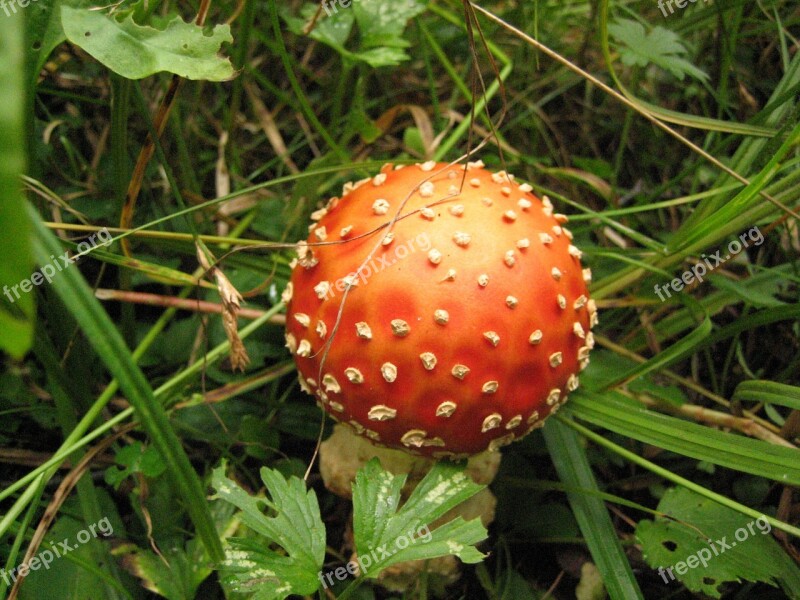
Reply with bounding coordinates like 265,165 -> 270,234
608,19 -> 708,82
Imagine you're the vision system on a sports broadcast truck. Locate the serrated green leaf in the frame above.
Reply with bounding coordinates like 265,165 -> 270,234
282,3 -> 355,51
121,543 -> 211,600
353,0 -> 426,49
284,0 -> 425,67
609,19 -> 708,82
636,487 -> 800,598
61,6 -> 234,80
351,458 -> 487,578
211,464 -> 325,599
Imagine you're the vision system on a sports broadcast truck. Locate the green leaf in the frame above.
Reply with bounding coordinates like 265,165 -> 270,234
285,0 -> 426,67
0,11 -> 34,359
351,458 -> 488,577
60,6 -> 234,80
120,542 -> 212,600
284,3 -> 355,49
211,463 -> 325,599
104,442 -> 167,490
599,313 -> 712,390
636,487 -> 800,598
17,495 -> 126,600
708,273 -> 785,308
352,0 -> 427,50
608,19 -> 709,82
25,0 -> 69,89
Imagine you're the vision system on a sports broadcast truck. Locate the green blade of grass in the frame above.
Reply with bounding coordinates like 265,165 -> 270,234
557,416 -> 800,540
28,208 -> 224,563
600,312 -> 711,390
733,381 -> 800,411
543,419 -> 644,600
566,391 -> 800,486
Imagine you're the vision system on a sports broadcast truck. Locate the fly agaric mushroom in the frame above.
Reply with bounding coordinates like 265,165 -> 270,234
284,161 -> 596,458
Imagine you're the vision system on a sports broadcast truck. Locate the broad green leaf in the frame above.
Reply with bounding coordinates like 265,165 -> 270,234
61,6 -> 234,80
285,0 -> 425,67
352,0 -> 427,50
350,47 -> 413,68
0,11 -> 34,359
25,0 -> 69,89
636,487 -> 800,598
351,458 -> 487,577
211,464 -> 325,599
283,3 -> 355,49
608,19 -> 708,82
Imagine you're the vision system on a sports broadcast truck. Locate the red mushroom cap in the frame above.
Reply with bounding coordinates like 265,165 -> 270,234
284,161 -> 596,458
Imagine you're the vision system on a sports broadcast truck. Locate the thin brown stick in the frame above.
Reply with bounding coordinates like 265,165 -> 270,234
595,334 -> 794,444
94,288 -> 285,323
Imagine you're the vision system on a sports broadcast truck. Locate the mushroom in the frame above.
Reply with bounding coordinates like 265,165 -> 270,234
285,162 -> 596,458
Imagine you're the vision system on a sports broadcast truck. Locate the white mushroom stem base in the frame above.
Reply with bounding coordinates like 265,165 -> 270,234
319,424 -> 501,592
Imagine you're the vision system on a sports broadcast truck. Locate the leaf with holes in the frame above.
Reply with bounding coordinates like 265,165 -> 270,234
61,6 -> 234,80
635,487 -> 800,598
